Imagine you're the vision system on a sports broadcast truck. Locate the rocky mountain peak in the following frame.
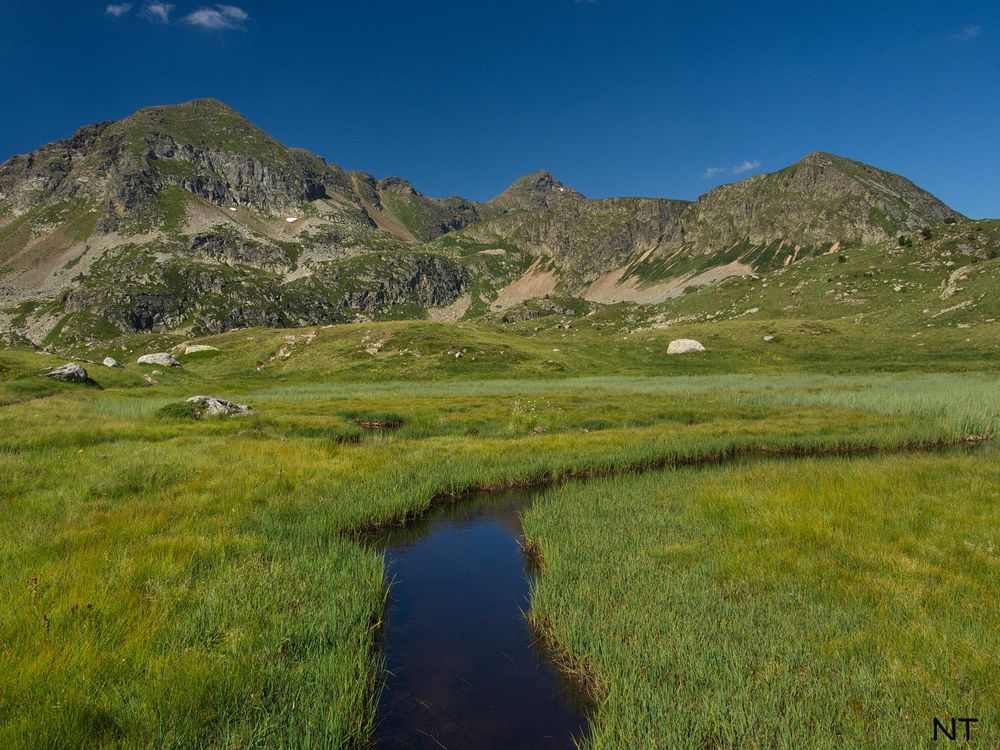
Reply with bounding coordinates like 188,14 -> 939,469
487,170 -> 583,214
507,170 -> 575,195
116,98 -> 285,157
378,177 -> 421,197
134,97 -> 239,119
685,151 -> 963,251
797,150 -> 841,165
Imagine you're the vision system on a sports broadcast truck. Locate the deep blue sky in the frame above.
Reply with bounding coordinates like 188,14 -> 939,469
1,1 -> 997,216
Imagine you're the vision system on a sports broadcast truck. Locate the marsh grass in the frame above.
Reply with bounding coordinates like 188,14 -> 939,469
0,338 -> 996,748
523,449 -> 1000,749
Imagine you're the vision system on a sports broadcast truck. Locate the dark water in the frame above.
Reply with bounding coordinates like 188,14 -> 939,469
371,490 -> 591,749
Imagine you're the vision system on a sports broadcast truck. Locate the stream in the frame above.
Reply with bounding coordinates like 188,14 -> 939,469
371,489 -> 591,749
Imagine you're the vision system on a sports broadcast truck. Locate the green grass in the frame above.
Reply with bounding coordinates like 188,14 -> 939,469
39,311 -> 998,387
0,333 -> 996,747
637,220 -> 999,332
153,156 -> 199,179
157,186 -> 188,234
523,449 -> 999,748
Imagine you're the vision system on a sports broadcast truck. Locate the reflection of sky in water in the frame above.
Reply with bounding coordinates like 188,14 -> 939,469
373,491 -> 590,749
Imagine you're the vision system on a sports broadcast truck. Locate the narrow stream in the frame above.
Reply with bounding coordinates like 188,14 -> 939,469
371,489 -> 591,749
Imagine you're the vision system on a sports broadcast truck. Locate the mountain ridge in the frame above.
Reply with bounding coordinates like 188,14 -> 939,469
0,99 -> 977,347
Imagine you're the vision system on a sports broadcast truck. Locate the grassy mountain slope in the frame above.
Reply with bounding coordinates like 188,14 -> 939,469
0,100 -> 988,349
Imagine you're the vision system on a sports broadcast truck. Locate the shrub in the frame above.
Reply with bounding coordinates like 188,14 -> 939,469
156,402 -> 197,419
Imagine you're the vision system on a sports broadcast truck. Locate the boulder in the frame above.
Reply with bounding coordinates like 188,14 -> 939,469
763,335 -> 776,342
102,357 -> 123,368
184,345 -> 219,355
187,395 -> 256,417
667,338 -> 706,354
43,363 -> 90,383
137,353 -> 181,368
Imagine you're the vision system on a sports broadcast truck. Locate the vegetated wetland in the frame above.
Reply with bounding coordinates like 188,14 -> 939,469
524,447 -> 999,749
1,324 -> 997,748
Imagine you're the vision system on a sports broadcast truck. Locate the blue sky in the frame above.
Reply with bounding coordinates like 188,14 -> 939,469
1,0 -> 997,217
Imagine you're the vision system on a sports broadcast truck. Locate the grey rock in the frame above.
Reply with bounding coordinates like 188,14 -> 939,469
667,338 -> 706,354
186,395 -> 256,417
102,357 -> 123,368
44,363 -> 90,382
137,353 -> 181,367
183,344 -> 219,354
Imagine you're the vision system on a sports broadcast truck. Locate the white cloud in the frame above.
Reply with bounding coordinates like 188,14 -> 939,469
184,4 -> 249,29
951,25 -> 981,42
216,5 -> 248,21
731,159 -> 761,175
140,2 -> 173,23
702,160 -> 762,179
105,3 -> 133,17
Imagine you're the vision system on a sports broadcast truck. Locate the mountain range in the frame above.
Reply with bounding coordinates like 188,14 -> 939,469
0,98 -> 972,347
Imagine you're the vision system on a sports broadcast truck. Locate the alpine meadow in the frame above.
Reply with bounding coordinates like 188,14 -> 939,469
1,2 -> 998,747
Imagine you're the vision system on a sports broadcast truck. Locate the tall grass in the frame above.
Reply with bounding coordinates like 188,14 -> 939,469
0,366 -> 996,747
726,373 -> 1000,439
523,449 -> 1000,749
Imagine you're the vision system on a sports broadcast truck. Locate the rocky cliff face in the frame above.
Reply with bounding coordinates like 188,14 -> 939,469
462,196 -> 690,285
0,99 -> 493,344
56,239 -> 470,342
0,121 -> 117,211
